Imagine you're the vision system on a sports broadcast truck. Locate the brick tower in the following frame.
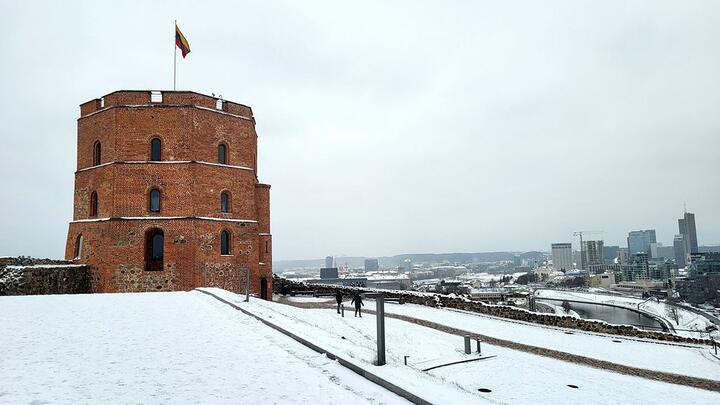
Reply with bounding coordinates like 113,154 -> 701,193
65,90 -> 272,298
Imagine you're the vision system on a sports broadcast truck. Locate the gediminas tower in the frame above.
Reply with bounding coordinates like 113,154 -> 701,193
65,90 -> 272,298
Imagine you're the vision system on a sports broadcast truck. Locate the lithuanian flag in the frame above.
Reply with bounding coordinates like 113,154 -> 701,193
175,24 -> 191,58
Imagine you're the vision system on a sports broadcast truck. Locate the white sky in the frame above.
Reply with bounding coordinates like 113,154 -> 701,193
0,1 -> 718,260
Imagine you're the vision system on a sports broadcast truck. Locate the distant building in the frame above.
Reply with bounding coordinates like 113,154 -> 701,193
364,258 -> 379,272
627,230 -> 656,255
603,245 -> 619,264
649,261 -> 678,281
678,212 -> 699,254
674,234 -> 689,267
613,253 -> 650,282
617,248 -> 629,264
325,256 -> 334,269
687,252 -> 720,276
402,258 -> 413,273
320,267 -> 338,279
648,243 -> 659,259
551,243 -> 573,272
657,245 -> 675,260
589,272 -> 615,288
676,252 -> 720,304
582,240 -> 604,267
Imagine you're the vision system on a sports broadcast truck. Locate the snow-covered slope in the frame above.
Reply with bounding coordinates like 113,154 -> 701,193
0,292 -> 407,404
206,289 -> 720,404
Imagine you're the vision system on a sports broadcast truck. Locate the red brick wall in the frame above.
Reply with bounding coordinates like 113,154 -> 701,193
67,90 -> 271,297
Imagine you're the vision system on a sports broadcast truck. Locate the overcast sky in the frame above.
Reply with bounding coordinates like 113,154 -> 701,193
1,1 -> 719,260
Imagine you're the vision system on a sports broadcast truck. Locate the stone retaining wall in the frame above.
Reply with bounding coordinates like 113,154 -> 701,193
274,276 -> 712,346
0,257 -> 92,296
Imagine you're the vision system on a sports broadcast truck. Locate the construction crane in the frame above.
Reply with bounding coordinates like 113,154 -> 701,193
573,230 -> 604,270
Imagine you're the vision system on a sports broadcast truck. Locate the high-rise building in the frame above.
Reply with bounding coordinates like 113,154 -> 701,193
551,243 -> 573,272
582,240 -> 604,267
627,230 -> 657,255
364,258 -> 379,272
674,234 -> 689,268
617,248 -> 629,264
325,256 -> 334,269
678,212 -> 699,254
603,245 -> 619,264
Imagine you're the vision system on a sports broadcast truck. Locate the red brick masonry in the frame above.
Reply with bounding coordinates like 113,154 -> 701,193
66,90 -> 272,297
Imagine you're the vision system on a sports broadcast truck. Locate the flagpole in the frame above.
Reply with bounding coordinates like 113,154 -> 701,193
173,19 -> 177,91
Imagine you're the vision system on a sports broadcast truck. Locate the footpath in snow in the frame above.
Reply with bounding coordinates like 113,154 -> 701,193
378,300 -> 720,381
206,289 -> 720,405
0,292 -> 407,404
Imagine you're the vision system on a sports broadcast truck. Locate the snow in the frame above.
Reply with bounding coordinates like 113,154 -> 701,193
283,296 -> 335,303
206,289 -> 720,404
82,104 -> 253,122
71,216 -> 256,224
4,264 -> 85,269
379,302 -> 720,380
194,104 -> 253,121
0,292 -> 407,404
77,160 -> 254,173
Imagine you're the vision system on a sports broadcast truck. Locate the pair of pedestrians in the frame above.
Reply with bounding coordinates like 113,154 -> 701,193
336,289 -> 364,317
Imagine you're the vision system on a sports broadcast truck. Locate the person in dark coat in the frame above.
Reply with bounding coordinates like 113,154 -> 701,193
350,292 -> 364,317
335,289 -> 343,314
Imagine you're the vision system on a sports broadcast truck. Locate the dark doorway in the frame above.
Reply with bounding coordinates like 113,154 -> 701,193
145,228 -> 164,271
260,277 -> 268,300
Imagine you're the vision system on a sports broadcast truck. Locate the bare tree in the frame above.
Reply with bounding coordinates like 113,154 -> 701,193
665,298 -> 681,325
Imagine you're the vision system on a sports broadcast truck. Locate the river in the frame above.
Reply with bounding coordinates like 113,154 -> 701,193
536,299 -> 665,330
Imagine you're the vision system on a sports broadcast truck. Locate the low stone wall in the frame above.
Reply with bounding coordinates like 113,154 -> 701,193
273,276 -> 712,346
0,257 -> 92,296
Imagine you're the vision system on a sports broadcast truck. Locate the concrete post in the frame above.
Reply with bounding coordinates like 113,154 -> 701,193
464,336 -> 471,354
244,267 -> 250,302
376,295 -> 386,366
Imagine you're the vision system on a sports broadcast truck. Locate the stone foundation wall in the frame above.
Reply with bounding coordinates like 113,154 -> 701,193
0,257 -> 91,296
274,276 -> 712,346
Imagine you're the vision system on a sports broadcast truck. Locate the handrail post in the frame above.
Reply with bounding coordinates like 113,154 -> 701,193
244,267 -> 250,302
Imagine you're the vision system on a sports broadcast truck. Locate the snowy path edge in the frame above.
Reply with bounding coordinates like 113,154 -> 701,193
195,288 -> 433,405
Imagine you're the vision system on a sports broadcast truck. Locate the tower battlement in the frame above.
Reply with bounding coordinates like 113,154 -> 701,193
79,90 -> 253,118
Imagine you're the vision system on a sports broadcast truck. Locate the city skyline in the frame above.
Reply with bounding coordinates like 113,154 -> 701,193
1,1 -> 719,261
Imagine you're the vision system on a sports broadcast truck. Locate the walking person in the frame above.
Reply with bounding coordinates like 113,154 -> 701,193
335,289 -> 343,314
351,292 -> 364,317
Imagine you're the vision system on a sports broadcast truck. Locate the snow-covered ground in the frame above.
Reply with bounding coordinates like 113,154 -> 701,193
536,289 -> 716,338
385,302 -> 719,379
209,289 -> 720,404
0,292 -> 407,404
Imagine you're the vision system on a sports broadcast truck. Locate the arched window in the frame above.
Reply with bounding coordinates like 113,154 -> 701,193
220,191 -> 230,213
149,189 -> 161,212
150,138 -> 162,161
89,191 -> 98,217
145,228 -> 164,271
93,141 -> 101,166
220,230 -> 231,255
74,234 -> 83,259
218,143 -> 227,164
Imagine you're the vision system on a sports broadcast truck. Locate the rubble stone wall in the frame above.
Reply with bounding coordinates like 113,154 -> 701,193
274,276 -> 712,346
0,257 -> 91,296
